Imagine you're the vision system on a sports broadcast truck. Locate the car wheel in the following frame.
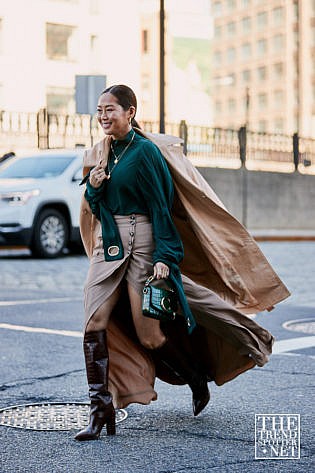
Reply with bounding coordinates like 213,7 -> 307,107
31,209 -> 69,258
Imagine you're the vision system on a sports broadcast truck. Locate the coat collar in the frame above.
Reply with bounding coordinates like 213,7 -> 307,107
83,128 -> 183,173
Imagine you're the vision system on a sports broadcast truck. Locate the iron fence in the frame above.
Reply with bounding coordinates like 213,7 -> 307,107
1,109 -> 314,173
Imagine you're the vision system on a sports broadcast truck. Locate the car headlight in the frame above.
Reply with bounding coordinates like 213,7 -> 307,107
0,189 -> 41,205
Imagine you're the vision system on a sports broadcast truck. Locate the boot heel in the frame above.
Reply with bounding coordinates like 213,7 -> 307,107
106,410 -> 116,436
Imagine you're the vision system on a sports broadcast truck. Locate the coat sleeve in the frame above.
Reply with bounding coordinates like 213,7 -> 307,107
137,142 -> 184,266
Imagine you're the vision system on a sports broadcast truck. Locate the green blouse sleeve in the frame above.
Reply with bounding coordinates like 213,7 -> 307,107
82,173 -> 107,221
137,142 -> 184,266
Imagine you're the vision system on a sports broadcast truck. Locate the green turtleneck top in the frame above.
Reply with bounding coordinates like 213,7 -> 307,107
82,129 -> 196,333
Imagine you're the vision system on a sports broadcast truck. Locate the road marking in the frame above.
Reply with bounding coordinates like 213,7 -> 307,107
0,323 -> 82,338
0,323 -> 314,354
283,318 -> 315,335
0,297 -> 82,306
272,336 -> 315,354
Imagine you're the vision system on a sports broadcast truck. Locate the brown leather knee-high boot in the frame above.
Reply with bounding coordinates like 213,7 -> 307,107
155,338 -> 210,416
75,330 -> 116,441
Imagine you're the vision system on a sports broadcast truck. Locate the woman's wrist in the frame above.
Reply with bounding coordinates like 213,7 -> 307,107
86,178 -> 104,194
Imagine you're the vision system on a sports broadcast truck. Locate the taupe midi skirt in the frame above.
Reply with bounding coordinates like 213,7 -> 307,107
84,214 -> 154,329
84,214 -> 273,370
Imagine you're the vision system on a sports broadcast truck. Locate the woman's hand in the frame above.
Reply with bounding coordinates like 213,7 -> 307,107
89,164 -> 108,188
154,262 -> 169,280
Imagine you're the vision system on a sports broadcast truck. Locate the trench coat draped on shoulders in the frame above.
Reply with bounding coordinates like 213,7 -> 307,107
79,129 -> 290,409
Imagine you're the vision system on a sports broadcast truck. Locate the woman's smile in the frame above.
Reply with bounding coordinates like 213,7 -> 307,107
102,121 -> 112,130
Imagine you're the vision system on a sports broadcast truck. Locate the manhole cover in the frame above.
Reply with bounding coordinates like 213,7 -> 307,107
0,402 -> 127,431
283,318 -> 315,335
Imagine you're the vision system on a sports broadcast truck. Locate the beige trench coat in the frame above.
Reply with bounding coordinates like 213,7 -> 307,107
80,130 -> 290,409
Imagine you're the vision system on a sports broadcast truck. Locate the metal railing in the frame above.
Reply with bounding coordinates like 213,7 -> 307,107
1,109 -> 314,173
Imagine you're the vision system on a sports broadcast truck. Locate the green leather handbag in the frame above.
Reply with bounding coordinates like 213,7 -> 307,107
142,275 -> 178,322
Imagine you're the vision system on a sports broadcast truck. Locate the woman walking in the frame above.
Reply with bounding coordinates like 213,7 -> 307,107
75,84 -> 289,441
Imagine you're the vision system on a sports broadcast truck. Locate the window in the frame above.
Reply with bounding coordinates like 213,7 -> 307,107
227,0 -> 236,10
142,30 -> 149,53
241,43 -> 251,60
46,86 -> 75,114
214,25 -> 222,37
215,101 -> 222,113
227,47 -> 236,63
242,17 -> 251,33
242,69 -> 251,82
0,156 -> 75,179
258,93 -> 267,108
293,2 -> 298,21
229,73 -> 236,85
242,0 -> 250,7
214,75 -> 234,86
257,39 -> 267,56
274,90 -> 284,106
257,12 -> 268,30
90,35 -> 99,53
228,98 -> 236,112
46,23 -> 77,61
273,62 -> 284,78
227,22 -> 236,36
213,2 -> 222,17
273,7 -> 284,26
213,51 -> 222,66
257,66 -> 267,81
90,35 -> 99,65
274,118 -> 284,132
273,34 -> 285,52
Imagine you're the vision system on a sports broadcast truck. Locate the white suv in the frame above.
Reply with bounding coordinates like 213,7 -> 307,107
0,149 -> 84,257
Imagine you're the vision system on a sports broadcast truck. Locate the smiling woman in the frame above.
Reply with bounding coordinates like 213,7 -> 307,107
76,84 -> 289,443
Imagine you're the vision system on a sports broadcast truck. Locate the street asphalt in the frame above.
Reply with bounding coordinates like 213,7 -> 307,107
0,242 -> 314,473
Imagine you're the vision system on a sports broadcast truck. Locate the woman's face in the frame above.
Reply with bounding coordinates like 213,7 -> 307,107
96,93 -> 134,139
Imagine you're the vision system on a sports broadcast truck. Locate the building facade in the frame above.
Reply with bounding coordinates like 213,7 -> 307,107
211,0 -> 315,136
139,0 -> 212,125
0,0 -> 212,126
0,0 -> 141,114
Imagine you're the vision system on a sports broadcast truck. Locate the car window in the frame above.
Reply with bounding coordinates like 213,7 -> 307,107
0,156 -> 75,178
72,167 -> 83,181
